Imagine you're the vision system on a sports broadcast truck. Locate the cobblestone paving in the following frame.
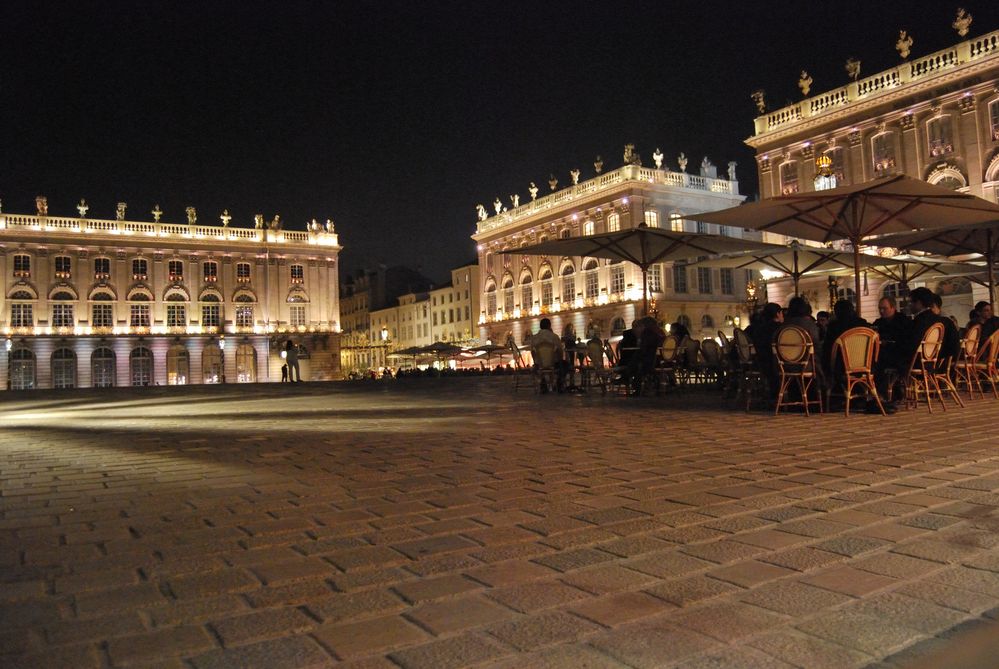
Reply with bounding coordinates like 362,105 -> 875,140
1,377 -> 998,668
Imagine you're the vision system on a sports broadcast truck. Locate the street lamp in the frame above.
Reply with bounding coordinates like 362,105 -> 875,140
5,338 -> 11,390
218,335 -> 226,383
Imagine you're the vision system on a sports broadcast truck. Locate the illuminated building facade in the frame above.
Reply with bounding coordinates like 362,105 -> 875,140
748,27 -> 999,314
472,160 -> 754,348
1,201 -> 342,389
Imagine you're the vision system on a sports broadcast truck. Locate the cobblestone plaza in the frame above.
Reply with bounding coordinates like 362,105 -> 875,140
1,378 -> 998,668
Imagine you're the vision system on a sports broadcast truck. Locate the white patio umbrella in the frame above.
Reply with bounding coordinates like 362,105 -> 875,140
684,175 -> 999,315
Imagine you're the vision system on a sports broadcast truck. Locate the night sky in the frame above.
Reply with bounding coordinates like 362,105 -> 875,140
5,1 -> 999,281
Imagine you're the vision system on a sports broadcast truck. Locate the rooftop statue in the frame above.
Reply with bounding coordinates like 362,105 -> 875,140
570,169 -> 580,185
493,198 -> 503,215
77,199 -> 89,218
728,161 -> 737,182
623,144 -> 641,166
594,156 -> 603,174
117,202 -> 127,221
324,218 -> 335,232
845,57 -> 861,81
254,214 -> 264,229
653,148 -> 664,170
528,182 -> 538,200
510,194 -> 520,208
548,174 -> 558,191
953,8 -> 972,37
36,196 -> 48,216
221,209 -> 232,227
269,214 -> 282,231
798,71 -> 813,97
185,206 -> 196,225
151,204 -> 163,222
896,30 -> 913,59
677,152 -> 688,173
699,157 -> 717,179
751,89 -> 766,114
476,204 -> 488,221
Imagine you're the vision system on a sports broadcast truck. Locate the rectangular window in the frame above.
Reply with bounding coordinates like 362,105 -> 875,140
648,265 -> 662,293
201,305 -> 220,328
927,116 -> 954,157
168,260 -> 184,281
540,280 -> 553,307
167,305 -> 186,327
13,254 -> 30,278
433,312 -> 438,326
561,275 -> 575,303
670,213 -> 684,232
610,264 -> 625,294
503,287 -> 514,313
585,269 -> 599,299
697,267 -> 712,294
132,258 -> 148,280
290,264 -> 304,284
464,305 -> 469,320
872,133 -> 897,176
92,304 -> 113,328
94,257 -> 111,279
236,262 -> 251,282
606,213 -> 620,232
236,306 -> 253,327
779,161 -> 799,195
130,304 -> 150,327
289,305 -> 306,327
54,256 -> 72,279
52,304 -> 74,327
991,100 -> 999,141
521,285 -> 533,309
673,262 -> 688,293
203,261 -> 218,282
720,268 -> 734,295
644,210 -> 659,228
11,303 -> 33,327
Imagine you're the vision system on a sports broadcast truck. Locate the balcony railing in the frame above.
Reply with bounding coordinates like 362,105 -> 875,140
754,29 -> 999,137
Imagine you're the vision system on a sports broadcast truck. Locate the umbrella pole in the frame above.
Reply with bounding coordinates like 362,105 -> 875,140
989,230 -> 995,311
642,267 -> 649,316
853,242 -> 862,318
792,246 -> 800,297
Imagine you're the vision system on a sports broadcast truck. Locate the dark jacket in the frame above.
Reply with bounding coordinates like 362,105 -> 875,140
901,309 -> 937,368
873,312 -> 911,370
821,315 -> 869,374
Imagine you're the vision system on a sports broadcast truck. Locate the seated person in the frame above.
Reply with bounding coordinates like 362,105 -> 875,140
751,302 -> 784,395
930,293 -> 960,371
783,296 -> 820,345
815,310 -> 830,343
530,318 -> 568,391
821,299 -> 868,377
631,316 -> 666,392
975,300 -> 999,342
900,287 -> 939,367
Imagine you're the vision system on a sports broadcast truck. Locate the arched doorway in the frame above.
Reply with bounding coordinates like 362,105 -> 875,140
235,343 -> 256,383
130,347 -> 153,386
92,348 -> 116,388
166,345 -> 190,385
52,348 -> 77,388
10,349 -> 35,390
202,345 -> 222,384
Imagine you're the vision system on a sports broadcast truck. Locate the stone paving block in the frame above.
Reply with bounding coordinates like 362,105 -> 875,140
211,607 -> 315,648
107,625 -> 217,666
796,610 -> 922,656
487,610 -> 600,651
313,614 -> 429,660
570,591 -> 674,628
683,645 -> 798,669
167,568 -> 260,599
680,540 -> 768,564
392,573 -> 480,604
589,618 -> 720,668
851,592 -> 966,635
487,580 -> 590,613
532,547 -> 616,573
404,553 -> 482,576
406,594 -> 515,634
12,643 -> 104,669
489,643 -> 628,668
466,559 -> 556,587
54,567 -> 140,594
307,589 -> 406,624
748,629 -> 872,669
469,541 -> 554,563
671,602 -> 786,643
190,635 -> 334,669
814,535 -> 891,557
929,566 -> 999,598
391,534 -> 478,560
250,557 -> 337,586
891,538 -> 984,564
739,580 -> 854,617
388,633 -> 509,669
708,560 -> 797,588
560,564 -> 659,595
243,579 -> 335,608
759,546 -> 845,572
644,575 -> 741,607
326,546 -> 409,572
74,582 -> 167,618
43,611 -> 146,646
850,552 -> 944,579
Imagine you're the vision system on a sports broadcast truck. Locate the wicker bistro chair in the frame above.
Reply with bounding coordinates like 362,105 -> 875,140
699,338 -> 724,385
532,341 -> 559,393
677,337 -> 702,386
831,327 -> 885,417
974,330 -> 999,399
509,338 -> 532,392
732,328 -> 767,411
653,335 -> 682,393
772,326 -> 823,416
582,338 -> 611,393
902,322 -> 963,412
954,324 -> 984,399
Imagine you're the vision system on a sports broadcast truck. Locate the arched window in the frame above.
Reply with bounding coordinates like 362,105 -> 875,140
927,116 -> 955,157
701,314 -> 715,330
539,268 -> 554,307
583,259 -> 599,299
167,345 -> 190,385
10,349 -> 35,390
872,133 -> 897,177
52,348 -> 77,389
236,343 -> 256,383
520,273 -> 533,311
561,264 -> 576,305
485,281 -> 497,315
130,347 -> 153,386
606,213 -> 620,232
676,314 -> 692,330
202,346 -> 222,384
611,317 -> 627,335
644,210 -> 659,228
501,276 -> 514,313
92,348 -> 116,388
91,291 -> 115,329
51,292 -> 75,328
836,287 -> 857,307
780,161 -> 799,195
583,220 -> 595,236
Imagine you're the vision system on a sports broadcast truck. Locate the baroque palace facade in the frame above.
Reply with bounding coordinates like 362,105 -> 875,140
748,24 -> 999,315
1,199 -> 342,390
472,155 -> 755,348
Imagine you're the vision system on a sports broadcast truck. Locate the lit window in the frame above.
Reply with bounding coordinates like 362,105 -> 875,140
236,262 -> 251,283
290,264 -> 305,284
561,266 -> 575,303
54,256 -> 72,279
502,279 -> 514,312
540,269 -> 553,307
990,100 -> 999,141
648,265 -> 662,293
927,116 -> 954,157
52,304 -> 74,328
606,213 -> 620,232
610,262 -> 625,295
644,210 -> 659,228
130,304 -> 150,327
13,254 -> 30,278
583,220 -> 595,236
670,213 -> 684,232
289,305 -> 307,327
11,303 -> 33,327
201,305 -> 220,328
520,275 -> 533,309
236,306 -> 253,327
825,147 -> 845,183
203,261 -> 218,282
485,283 -> 497,315
132,258 -> 148,280
92,303 -> 113,328
583,260 -> 599,299
872,133 -> 897,176
168,260 -> 184,281
780,161 -> 799,195
167,305 -> 187,327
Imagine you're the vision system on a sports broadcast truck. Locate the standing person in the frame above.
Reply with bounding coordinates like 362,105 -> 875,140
285,340 -> 301,382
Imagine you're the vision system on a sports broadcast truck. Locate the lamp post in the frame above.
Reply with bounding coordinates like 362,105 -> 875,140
379,326 -> 389,372
5,338 -> 12,390
218,335 -> 226,383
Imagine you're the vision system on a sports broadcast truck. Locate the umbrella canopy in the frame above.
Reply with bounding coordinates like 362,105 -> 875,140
420,342 -> 464,357
870,221 -> 999,308
498,224 -> 777,315
684,175 -> 999,315
464,344 -> 508,355
387,346 -> 426,357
